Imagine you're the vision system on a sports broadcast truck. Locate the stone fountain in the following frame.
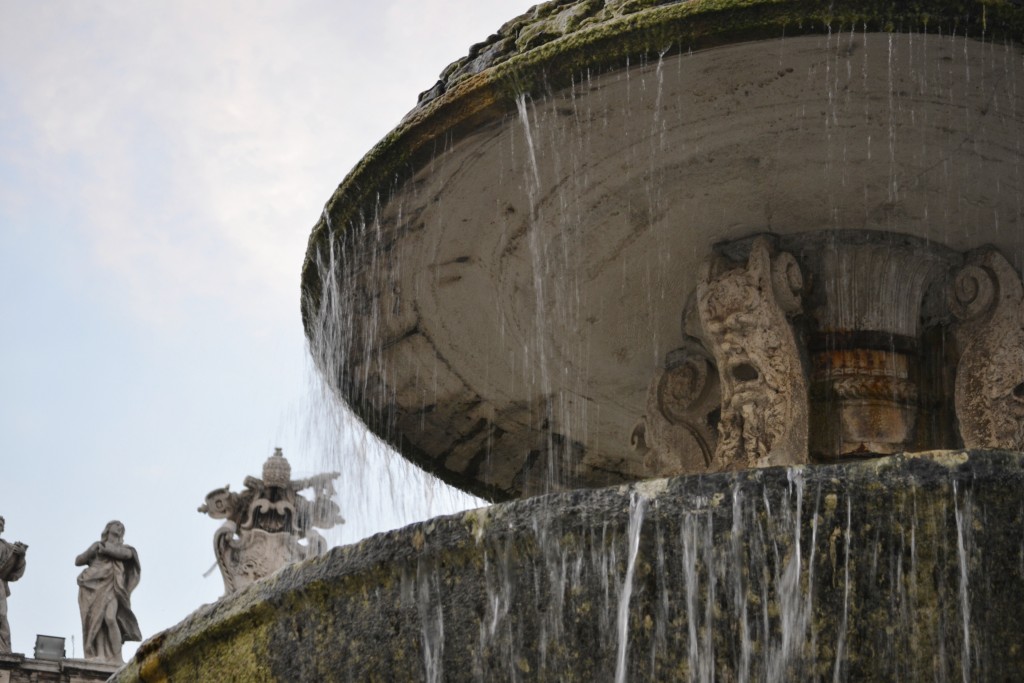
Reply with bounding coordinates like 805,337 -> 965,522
114,1 -> 1024,680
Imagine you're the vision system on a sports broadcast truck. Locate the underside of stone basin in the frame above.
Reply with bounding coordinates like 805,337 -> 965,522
114,451 -> 1024,681
302,0 -> 1024,501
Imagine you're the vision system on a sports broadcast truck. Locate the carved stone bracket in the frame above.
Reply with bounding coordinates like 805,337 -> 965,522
696,237 -> 808,470
950,249 -> 1024,451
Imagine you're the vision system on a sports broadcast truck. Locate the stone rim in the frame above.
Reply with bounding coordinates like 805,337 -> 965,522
113,450 -> 1024,681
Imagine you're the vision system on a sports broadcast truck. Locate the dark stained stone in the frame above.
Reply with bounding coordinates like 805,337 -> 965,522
113,451 -> 1024,681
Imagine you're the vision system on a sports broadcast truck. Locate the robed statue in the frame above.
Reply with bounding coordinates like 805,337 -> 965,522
75,520 -> 141,663
198,448 -> 344,594
0,516 -> 27,654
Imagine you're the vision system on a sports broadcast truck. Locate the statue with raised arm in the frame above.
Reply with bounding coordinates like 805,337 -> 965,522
0,516 -> 27,654
75,520 -> 141,663
198,448 -> 344,594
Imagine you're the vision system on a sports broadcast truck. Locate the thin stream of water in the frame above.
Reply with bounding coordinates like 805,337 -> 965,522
614,491 -> 647,683
953,481 -> 972,683
832,496 -> 851,683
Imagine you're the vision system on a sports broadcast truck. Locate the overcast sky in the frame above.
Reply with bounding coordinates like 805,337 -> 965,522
0,0 -> 533,661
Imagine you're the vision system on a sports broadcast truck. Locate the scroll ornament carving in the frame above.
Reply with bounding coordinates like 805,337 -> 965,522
950,249 -> 1024,451
631,340 -> 720,477
697,237 -> 809,469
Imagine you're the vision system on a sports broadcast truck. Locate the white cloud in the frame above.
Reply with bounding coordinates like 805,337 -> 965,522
3,1 -> 535,329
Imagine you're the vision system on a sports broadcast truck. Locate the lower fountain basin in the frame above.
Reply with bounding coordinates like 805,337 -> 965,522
114,451 -> 1024,681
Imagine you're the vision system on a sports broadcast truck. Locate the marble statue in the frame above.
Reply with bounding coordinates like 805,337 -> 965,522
75,520 -> 142,663
198,448 -> 345,594
0,516 -> 27,654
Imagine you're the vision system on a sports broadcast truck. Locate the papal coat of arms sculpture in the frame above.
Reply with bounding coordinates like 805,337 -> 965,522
198,448 -> 344,594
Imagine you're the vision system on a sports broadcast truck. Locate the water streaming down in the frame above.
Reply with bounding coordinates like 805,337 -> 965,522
515,92 -> 562,495
414,559 -> 445,683
731,485 -> 752,683
680,499 -> 715,682
832,496 -> 852,683
97,3 -> 1024,679
290,454 -> 1001,681
301,216 -> 484,537
294,10 -> 1024,681
613,491 -> 645,683
953,481 -> 973,683
767,471 -> 815,682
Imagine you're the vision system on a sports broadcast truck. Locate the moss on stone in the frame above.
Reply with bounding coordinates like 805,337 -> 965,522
113,452 -> 1024,681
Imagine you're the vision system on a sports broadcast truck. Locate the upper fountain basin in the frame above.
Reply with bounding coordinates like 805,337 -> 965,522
302,0 -> 1024,500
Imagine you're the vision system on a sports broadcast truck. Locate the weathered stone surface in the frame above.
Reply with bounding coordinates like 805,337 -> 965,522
114,451 -> 1024,682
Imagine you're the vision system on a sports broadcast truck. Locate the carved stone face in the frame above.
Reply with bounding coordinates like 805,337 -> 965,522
102,521 -> 125,545
697,239 -> 807,469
